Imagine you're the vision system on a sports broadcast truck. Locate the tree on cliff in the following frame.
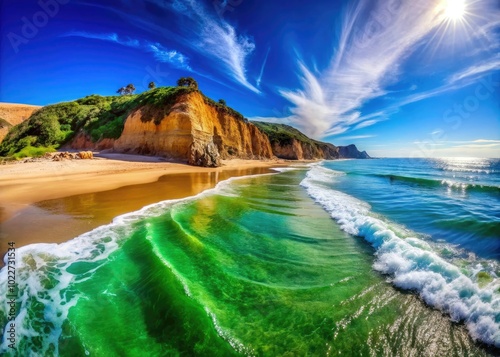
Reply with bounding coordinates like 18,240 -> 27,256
218,99 -> 226,106
177,77 -> 198,89
148,82 -> 156,90
125,83 -> 136,95
117,84 -> 136,96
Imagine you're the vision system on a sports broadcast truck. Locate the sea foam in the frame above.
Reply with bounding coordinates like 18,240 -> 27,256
301,164 -> 500,347
0,172 -> 271,355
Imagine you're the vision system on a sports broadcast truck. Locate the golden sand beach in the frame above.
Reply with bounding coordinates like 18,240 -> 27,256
0,153 -> 285,261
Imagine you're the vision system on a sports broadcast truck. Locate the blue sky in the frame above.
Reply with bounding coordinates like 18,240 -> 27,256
1,0 -> 499,157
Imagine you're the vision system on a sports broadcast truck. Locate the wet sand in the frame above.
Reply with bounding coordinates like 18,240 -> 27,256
0,154 -> 286,261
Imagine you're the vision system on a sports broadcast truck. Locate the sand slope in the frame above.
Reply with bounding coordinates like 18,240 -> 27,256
0,102 -> 42,142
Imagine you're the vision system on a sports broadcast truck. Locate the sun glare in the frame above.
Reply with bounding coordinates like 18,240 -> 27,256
443,0 -> 466,21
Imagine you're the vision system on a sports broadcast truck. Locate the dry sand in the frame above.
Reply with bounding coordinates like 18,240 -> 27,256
0,153 -> 284,221
0,153 -> 287,259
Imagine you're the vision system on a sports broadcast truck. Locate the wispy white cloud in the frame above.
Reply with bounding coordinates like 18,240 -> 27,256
379,58 -> 498,110
64,31 -> 192,71
335,134 -> 376,141
452,143 -> 500,149
469,13 -> 500,50
448,55 -> 500,84
413,141 -> 446,146
71,0 -> 259,93
168,0 -> 259,93
257,0 -> 499,139
430,130 -> 443,135
267,1 -> 444,138
64,31 -> 141,48
146,43 -> 191,70
473,139 -> 500,143
257,47 -> 271,88
324,126 -> 350,136
353,119 -> 381,130
396,84 -> 456,108
411,139 -> 500,152
443,139 -> 500,144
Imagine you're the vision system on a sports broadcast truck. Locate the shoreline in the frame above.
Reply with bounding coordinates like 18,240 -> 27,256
0,154 -> 290,261
0,153 -> 286,221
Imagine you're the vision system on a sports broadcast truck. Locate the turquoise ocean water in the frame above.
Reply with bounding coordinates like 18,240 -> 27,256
0,157 -> 499,356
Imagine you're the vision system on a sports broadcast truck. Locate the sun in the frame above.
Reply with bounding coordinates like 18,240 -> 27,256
443,0 -> 466,21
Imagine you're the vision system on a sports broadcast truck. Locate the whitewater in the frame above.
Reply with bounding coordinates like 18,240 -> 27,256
301,161 -> 500,347
0,158 -> 498,356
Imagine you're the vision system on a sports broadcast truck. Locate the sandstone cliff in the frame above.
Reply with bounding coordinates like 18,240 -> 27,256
0,103 -> 41,142
253,122 -> 339,160
270,140 -> 339,160
111,92 -> 273,167
67,132 -> 115,152
1,87 -> 370,165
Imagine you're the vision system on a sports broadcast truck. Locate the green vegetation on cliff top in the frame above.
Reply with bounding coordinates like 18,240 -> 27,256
0,93 -> 137,158
0,86 -> 247,159
252,121 -> 321,147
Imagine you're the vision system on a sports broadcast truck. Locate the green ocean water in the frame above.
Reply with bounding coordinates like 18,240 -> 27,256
0,168 -> 497,356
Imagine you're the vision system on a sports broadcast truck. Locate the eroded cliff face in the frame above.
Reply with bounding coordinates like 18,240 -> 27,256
271,140 -> 339,160
67,132 -> 115,151
251,121 -> 340,161
66,91 -> 350,166
111,92 -> 273,167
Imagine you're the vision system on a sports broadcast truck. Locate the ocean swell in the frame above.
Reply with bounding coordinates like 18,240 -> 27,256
301,165 -> 500,347
374,174 -> 500,194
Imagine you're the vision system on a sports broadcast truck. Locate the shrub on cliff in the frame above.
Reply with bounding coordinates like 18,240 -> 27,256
0,85 -> 251,159
0,102 -> 81,157
0,95 -> 138,158
177,77 -> 198,89
253,121 -> 318,146
202,96 -> 246,122
81,95 -> 139,141
0,86 -> 201,158
135,86 -> 195,124
117,84 -> 136,95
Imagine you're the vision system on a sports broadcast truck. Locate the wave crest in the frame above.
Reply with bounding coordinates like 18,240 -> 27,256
301,165 -> 500,347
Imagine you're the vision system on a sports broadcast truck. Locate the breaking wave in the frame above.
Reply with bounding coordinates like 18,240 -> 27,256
301,165 -> 500,347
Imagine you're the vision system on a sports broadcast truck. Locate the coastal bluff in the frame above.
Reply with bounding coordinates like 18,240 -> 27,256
68,90 -> 348,166
111,92 -> 273,167
253,121 -> 339,160
0,87 -> 371,166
